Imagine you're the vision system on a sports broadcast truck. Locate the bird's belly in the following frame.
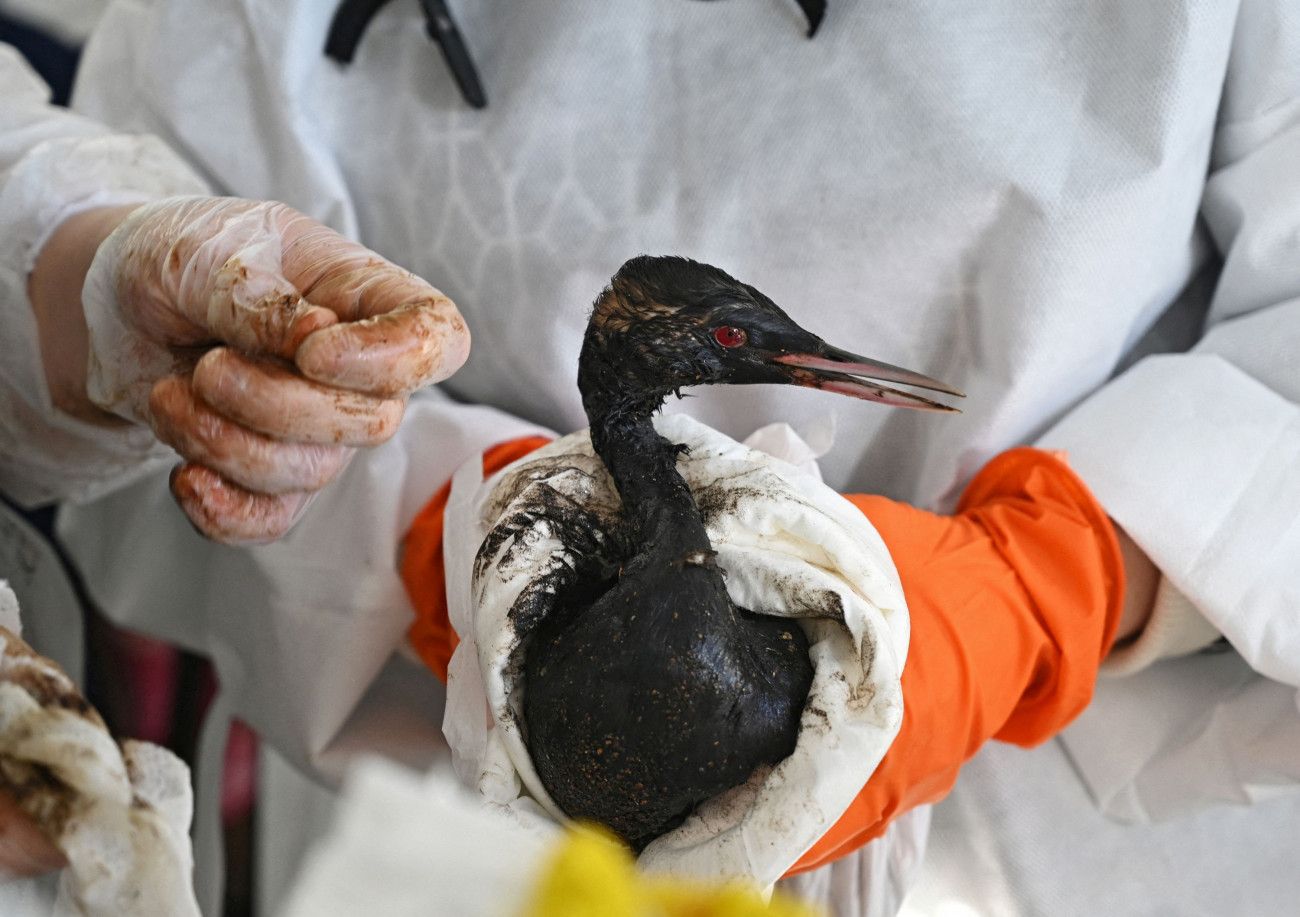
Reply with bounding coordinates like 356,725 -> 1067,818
523,574 -> 813,850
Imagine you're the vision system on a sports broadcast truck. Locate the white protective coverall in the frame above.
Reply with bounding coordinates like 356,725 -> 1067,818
1,1 -> 1299,915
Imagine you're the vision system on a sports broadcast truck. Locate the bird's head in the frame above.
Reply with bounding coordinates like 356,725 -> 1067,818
580,255 -> 963,412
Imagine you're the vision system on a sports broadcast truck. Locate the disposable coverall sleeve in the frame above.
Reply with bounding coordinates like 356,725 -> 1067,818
1033,2 -> 1300,824
0,45 -> 209,508
1037,2 -> 1300,689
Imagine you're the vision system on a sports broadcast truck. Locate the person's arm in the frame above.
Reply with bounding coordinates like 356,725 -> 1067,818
1023,0 -> 1300,827
0,789 -> 66,879
4,47 -> 472,543
0,42 -> 208,507
1113,523 -> 1158,644
1037,0 -> 1300,686
26,194 -> 470,544
27,204 -> 138,427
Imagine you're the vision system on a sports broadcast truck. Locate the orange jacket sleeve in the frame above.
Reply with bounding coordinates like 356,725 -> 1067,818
402,443 -> 1125,872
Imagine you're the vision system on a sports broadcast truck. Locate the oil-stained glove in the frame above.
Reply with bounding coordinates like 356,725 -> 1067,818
400,441 -> 1123,877
81,196 -> 471,543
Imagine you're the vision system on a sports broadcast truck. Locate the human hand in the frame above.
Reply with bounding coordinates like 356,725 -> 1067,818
0,788 -> 66,880
34,197 -> 470,544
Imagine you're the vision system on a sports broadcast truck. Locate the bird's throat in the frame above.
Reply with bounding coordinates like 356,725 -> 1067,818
595,412 -> 714,561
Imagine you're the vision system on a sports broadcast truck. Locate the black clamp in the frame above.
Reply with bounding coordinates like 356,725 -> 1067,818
326,0 -> 487,109
325,0 -> 829,111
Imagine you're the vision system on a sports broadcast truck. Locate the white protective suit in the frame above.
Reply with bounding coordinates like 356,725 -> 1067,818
1,0 -> 1299,914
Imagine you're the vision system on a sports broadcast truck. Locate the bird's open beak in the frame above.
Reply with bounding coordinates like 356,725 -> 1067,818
774,345 -> 964,413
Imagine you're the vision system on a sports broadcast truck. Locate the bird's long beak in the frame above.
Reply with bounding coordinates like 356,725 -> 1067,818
774,345 -> 964,413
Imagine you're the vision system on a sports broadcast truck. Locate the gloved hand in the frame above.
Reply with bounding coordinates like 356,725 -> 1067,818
77,197 -> 471,543
791,447 -> 1124,872
0,789 -> 66,878
400,442 -> 1125,872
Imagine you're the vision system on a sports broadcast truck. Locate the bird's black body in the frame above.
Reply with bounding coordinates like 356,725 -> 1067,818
524,398 -> 814,849
522,256 -> 962,850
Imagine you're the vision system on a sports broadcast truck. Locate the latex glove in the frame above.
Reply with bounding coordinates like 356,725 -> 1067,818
401,443 -> 1126,875
80,197 -> 470,543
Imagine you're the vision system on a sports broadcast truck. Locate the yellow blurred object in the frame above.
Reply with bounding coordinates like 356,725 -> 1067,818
521,825 -> 824,917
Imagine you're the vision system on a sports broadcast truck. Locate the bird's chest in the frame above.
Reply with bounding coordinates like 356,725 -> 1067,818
538,565 -> 799,723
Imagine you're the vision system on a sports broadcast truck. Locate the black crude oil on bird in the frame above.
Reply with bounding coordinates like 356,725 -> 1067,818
521,255 -> 963,850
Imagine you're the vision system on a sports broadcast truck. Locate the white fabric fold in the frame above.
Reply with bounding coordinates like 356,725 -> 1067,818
1038,354 -> 1300,687
1061,650 -> 1300,824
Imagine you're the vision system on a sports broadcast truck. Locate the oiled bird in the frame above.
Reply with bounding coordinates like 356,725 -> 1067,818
524,255 -> 962,850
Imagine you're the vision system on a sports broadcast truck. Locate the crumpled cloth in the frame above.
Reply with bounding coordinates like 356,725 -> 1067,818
278,757 -> 557,917
442,414 -> 910,890
0,581 -> 199,917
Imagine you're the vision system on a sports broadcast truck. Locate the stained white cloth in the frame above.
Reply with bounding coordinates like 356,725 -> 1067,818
0,1 -> 1297,915
443,416 -> 909,888
0,581 -> 199,917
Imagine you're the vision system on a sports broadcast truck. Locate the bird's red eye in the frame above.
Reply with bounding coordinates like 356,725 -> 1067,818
713,326 -> 747,348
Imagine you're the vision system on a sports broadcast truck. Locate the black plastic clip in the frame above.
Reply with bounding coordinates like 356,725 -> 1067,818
326,0 -> 487,109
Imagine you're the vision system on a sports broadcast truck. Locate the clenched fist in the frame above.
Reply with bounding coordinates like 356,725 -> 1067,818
31,197 -> 471,544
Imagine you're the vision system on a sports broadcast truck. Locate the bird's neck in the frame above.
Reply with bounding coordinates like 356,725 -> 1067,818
580,359 -> 712,557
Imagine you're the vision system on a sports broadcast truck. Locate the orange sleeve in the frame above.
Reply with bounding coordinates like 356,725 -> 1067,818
402,436 -> 554,682
787,447 -> 1126,874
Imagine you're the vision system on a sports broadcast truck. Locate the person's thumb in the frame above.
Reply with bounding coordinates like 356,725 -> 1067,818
173,208 -> 339,359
